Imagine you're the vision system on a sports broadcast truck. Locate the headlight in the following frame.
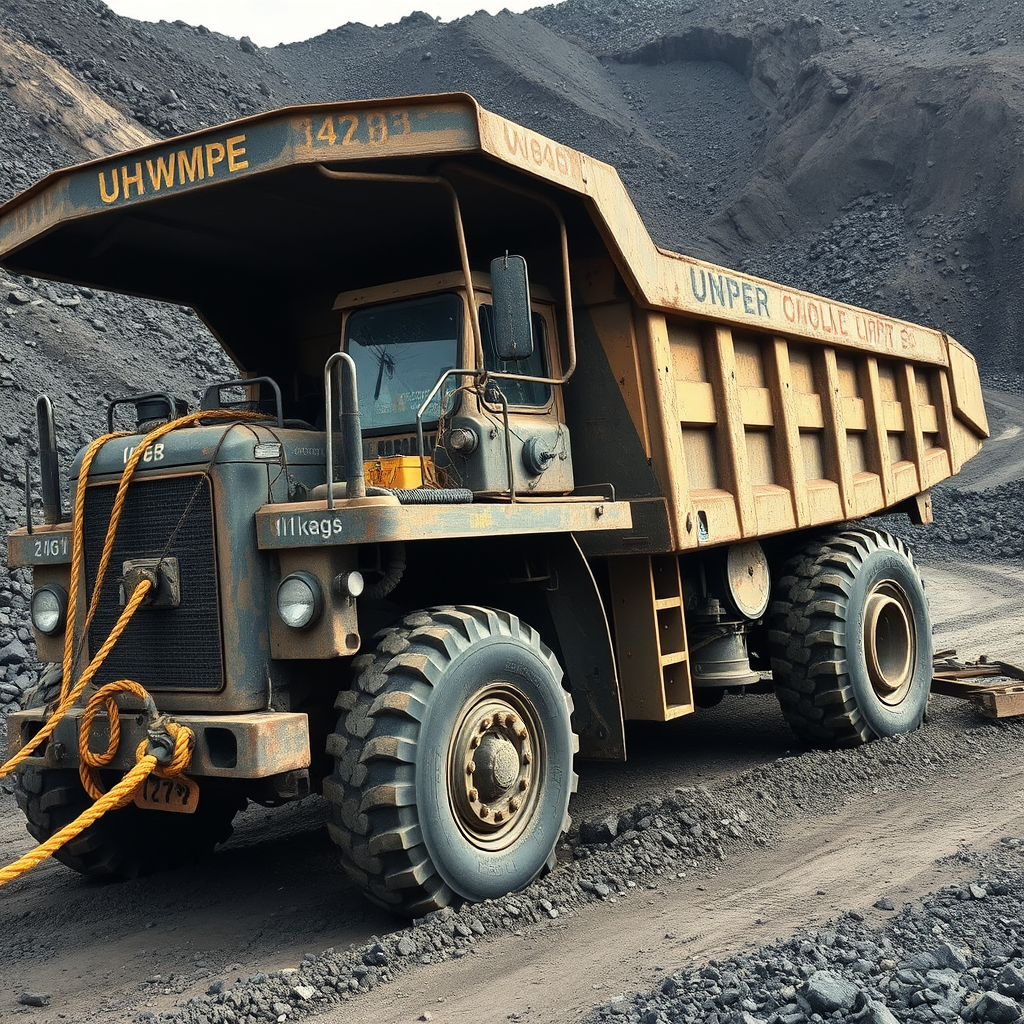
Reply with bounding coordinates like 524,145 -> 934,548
31,585 -> 68,635
276,572 -> 323,630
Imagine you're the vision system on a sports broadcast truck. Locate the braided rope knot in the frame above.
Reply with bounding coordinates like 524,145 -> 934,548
142,716 -> 195,775
78,678 -> 193,804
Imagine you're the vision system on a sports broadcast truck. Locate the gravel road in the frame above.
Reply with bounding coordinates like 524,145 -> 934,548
1,513 -> 1020,1022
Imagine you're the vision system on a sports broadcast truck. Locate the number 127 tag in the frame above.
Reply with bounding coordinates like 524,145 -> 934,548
134,775 -> 200,814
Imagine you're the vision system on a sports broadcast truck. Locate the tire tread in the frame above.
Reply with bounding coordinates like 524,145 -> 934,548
770,527 -> 927,749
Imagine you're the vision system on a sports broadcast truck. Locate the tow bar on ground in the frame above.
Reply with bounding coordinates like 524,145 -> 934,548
931,650 -> 1024,719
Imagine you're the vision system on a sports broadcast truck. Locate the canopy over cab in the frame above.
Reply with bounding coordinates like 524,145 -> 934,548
0,94 -> 603,389
0,92 -> 988,549
0,92 -> 980,370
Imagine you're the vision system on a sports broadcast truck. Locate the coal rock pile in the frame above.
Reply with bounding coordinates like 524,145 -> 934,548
587,856 -> 1024,1024
886,481 -> 1024,564
739,196 -> 910,326
0,577 -> 32,723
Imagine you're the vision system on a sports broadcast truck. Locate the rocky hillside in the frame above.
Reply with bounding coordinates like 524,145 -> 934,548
4,0 -> 1024,372
0,0 -> 1022,714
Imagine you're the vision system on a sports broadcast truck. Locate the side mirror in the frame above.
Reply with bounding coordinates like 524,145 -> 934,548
490,254 -> 534,361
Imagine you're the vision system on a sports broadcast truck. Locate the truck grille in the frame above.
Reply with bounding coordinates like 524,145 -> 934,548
84,474 -> 223,691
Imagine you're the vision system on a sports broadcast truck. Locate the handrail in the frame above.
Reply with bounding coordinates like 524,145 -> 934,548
317,167 -> 484,370
439,161 -> 578,388
414,366 -> 484,491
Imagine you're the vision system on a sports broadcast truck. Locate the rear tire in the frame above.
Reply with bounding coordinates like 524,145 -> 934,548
769,528 -> 931,748
14,765 -> 245,879
325,605 -> 577,917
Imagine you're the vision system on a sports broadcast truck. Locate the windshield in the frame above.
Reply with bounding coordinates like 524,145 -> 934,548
345,293 -> 461,433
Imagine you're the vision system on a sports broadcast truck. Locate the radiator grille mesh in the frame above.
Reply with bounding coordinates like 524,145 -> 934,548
84,474 -> 223,691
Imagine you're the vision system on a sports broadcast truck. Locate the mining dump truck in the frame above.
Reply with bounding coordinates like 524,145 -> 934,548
0,94 -> 988,914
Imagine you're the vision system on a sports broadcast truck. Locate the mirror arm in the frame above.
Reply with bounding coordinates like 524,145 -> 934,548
436,162 -> 577,386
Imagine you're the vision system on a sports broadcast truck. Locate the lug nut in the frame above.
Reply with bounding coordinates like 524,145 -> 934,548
479,806 -> 490,819
481,716 -> 492,730
519,779 -> 529,792
517,726 -> 528,740
509,798 -> 520,812
469,788 -> 478,802
467,762 -> 476,775
494,811 -> 504,823
470,735 -> 480,750
523,751 -> 532,765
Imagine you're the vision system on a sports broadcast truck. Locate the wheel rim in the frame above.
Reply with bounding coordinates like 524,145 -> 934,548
448,684 -> 544,851
863,580 -> 916,705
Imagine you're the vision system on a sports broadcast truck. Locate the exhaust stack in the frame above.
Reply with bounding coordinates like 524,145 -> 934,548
35,394 -> 63,525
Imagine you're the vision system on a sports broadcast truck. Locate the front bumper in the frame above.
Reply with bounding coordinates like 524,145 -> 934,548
7,707 -> 310,779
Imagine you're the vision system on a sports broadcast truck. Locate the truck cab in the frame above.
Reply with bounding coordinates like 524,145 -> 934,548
337,271 -> 571,496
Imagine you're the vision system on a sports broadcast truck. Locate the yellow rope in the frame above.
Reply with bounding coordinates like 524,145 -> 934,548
0,409 -> 266,884
0,757 -> 157,886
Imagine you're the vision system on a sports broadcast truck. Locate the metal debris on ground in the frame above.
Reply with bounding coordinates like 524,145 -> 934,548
930,650 -> 1024,718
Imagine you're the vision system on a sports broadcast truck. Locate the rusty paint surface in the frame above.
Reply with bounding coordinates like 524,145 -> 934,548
270,547 -> 361,659
255,498 -> 632,549
8,524 -> 74,566
7,708 -> 310,779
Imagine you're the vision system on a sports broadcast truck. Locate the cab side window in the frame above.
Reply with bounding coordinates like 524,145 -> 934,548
479,305 -> 551,408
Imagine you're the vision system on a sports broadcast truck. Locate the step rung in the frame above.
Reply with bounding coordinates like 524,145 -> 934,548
660,651 -> 688,666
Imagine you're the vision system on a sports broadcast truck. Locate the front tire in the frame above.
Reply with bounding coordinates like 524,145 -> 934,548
769,528 -> 932,747
325,605 -> 578,917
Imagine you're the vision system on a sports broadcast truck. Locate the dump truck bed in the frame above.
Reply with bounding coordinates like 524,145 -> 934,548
0,93 -> 987,551
621,299 -> 987,549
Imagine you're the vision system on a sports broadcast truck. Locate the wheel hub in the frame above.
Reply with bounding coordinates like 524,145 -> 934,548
474,732 -> 520,801
449,691 -> 540,846
864,581 -> 915,703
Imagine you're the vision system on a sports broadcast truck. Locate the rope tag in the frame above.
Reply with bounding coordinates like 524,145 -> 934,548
132,714 -> 200,814
133,774 -> 199,814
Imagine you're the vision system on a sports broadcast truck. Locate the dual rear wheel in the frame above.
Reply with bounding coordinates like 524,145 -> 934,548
769,528 -> 932,747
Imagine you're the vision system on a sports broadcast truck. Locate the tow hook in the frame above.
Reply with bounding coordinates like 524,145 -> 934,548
144,709 -> 190,767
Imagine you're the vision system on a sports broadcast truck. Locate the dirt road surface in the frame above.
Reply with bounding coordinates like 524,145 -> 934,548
0,391 -> 1021,1022
1,555 -> 1020,1022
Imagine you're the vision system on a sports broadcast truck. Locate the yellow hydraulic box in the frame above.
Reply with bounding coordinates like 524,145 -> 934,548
364,456 -> 425,490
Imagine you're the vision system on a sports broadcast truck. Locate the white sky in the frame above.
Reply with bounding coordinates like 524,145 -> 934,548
105,2 -> 558,46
